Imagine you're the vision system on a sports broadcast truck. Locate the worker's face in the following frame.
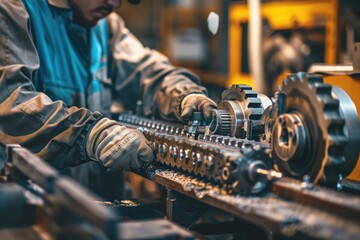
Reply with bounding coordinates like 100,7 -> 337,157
68,0 -> 121,27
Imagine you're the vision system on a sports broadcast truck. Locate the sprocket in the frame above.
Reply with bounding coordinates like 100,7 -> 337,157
209,85 -> 270,140
271,72 -> 347,184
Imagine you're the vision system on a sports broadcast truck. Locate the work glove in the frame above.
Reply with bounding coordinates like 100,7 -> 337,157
180,94 -> 217,122
86,118 -> 154,171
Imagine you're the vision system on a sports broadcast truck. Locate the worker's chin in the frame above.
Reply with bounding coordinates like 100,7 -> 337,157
76,18 -> 99,28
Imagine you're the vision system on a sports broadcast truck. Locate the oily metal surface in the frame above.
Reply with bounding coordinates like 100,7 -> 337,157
138,167 -> 360,240
118,113 -> 272,195
272,178 -> 360,222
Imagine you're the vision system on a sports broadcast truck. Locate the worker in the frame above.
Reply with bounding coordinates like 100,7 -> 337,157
0,0 -> 217,197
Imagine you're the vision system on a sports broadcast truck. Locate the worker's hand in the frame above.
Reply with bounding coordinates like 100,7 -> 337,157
86,118 -> 154,171
180,94 -> 217,122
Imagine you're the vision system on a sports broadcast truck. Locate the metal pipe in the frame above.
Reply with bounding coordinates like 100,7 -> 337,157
248,0 -> 266,94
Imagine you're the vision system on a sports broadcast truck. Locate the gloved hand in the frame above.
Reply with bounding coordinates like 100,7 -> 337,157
86,118 -> 154,171
180,94 -> 217,122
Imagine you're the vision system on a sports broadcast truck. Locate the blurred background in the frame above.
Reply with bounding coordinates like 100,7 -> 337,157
117,0 -> 360,100
116,0 -> 360,199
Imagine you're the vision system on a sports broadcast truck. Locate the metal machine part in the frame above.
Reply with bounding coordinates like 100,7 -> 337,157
119,72 -> 360,190
209,85 -> 271,140
271,72 -> 360,185
118,114 -> 276,195
259,104 -> 275,144
332,86 -> 360,177
183,112 -> 209,137
199,134 -> 275,194
146,128 -> 273,195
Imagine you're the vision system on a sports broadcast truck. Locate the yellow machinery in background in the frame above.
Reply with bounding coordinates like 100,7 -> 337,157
228,0 -> 340,89
228,0 -> 360,184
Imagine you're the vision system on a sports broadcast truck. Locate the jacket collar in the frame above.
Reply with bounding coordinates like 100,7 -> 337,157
48,0 -> 70,9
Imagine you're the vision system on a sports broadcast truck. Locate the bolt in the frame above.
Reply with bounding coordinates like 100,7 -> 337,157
196,153 -> 202,166
207,156 -> 214,168
159,144 -> 167,157
179,149 -> 184,160
185,150 -> 190,164
170,147 -> 178,160
191,152 -> 197,166
336,174 -> 343,191
192,120 -> 200,125
301,175 -> 313,190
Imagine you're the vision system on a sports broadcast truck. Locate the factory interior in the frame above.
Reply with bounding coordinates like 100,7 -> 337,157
1,0 -> 360,239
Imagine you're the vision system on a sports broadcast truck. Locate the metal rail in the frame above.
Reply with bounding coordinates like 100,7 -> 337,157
136,167 -> 360,239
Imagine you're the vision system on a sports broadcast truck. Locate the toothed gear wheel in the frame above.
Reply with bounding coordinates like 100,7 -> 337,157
272,72 -> 347,185
210,85 -> 265,140
209,110 -> 232,135
222,144 -> 272,195
222,84 -> 264,123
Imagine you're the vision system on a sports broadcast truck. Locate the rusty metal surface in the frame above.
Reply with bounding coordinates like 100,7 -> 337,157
272,177 -> 360,222
139,167 -> 360,239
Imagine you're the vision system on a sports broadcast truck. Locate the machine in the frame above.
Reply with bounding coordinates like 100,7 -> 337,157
1,1 -> 359,239
113,71 -> 360,239
119,71 -> 360,193
0,71 -> 359,239
228,0 -> 360,96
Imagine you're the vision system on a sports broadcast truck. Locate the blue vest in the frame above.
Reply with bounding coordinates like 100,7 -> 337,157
22,0 -> 111,116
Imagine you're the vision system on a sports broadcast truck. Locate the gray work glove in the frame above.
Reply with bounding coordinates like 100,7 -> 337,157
86,118 -> 154,171
180,94 -> 217,122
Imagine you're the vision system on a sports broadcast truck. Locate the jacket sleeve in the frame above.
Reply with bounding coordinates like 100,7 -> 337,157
107,13 -> 207,121
0,0 -> 102,169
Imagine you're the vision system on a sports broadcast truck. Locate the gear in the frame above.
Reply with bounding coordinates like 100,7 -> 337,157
222,84 -> 264,124
210,85 -> 269,140
259,105 -> 275,144
271,72 -> 347,184
222,144 -> 272,195
209,110 -> 232,136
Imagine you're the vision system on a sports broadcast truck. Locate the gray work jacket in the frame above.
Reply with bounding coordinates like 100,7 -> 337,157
0,0 -> 207,169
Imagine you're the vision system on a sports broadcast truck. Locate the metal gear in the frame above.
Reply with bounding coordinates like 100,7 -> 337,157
271,72 -> 347,184
222,143 -> 273,195
209,85 -> 270,140
209,110 -> 232,136
259,105 -> 275,144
